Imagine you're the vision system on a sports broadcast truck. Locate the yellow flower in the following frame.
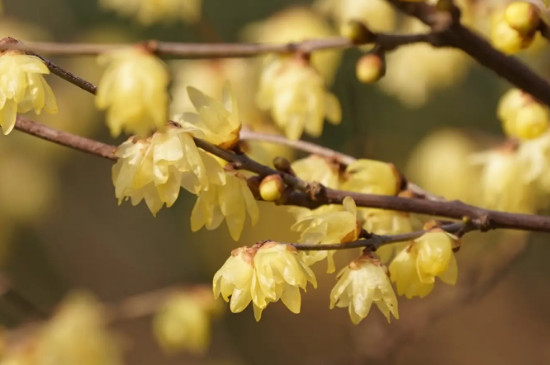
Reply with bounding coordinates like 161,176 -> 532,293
292,155 -> 340,188
190,172 -> 259,241
292,196 -> 359,272
342,159 -> 400,195
99,0 -> 202,25
153,292 -> 211,354
379,20 -> 469,107
96,47 -> 169,137
471,148 -> 539,213
330,255 -> 398,324
389,231 -> 458,298
213,246 -> 255,313
214,243 -> 317,321
251,242 -> 317,321
112,126 -> 225,216
35,292 -> 122,365
0,52 -> 57,135
256,56 -> 341,140
176,85 -> 241,149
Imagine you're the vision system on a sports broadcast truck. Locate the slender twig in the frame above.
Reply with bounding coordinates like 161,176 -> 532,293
290,222 -> 466,251
240,129 -> 356,165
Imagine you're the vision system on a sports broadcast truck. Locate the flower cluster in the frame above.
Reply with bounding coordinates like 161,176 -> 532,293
498,88 -> 549,140
99,0 -> 202,25
96,47 -> 169,137
490,2 -> 540,54
213,243 -> 317,321
112,87 -> 258,240
256,55 -> 341,140
0,52 -> 57,135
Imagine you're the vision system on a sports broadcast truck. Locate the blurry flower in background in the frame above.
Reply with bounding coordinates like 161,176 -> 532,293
0,52 -> 57,135
406,129 -> 480,203
330,254 -> 399,324
314,0 -> 396,33
96,47 -> 169,138
153,289 -> 221,354
256,55 -> 341,140
379,19 -> 470,107
497,88 -> 550,140
34,292 -> 122,365
99,0 -> 202,25
242,7 -> 341,84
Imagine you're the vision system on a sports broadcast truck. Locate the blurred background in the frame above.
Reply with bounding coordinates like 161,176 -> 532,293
1,0 -> 550,364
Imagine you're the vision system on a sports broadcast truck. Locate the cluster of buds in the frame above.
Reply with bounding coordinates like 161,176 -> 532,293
490,2 -> 541,54
498,88 -> 550,140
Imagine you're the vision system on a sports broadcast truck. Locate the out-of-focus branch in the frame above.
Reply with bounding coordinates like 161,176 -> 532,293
0,33 -> 432,58
385,0 -> 550,106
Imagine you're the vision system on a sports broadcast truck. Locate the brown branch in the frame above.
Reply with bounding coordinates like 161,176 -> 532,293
385,0 -> 550,106
13,117 -> 550,234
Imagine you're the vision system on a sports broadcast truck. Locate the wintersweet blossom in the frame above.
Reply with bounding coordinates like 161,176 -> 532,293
99,0 -> 202,25
177,85 -> 241,149
213,243 -> 317,321
315,0 -> 396,33
256,56 -> 341,140
0,52 -> 57,135
497,88 -> 549,140
292,196 -> 360,272
389,231 -> 458,298
190,172 -> 259,241
342,159 -> 401,195
330,255 -> 399,324
112,126 -> 224,216
96,47 -> 169,137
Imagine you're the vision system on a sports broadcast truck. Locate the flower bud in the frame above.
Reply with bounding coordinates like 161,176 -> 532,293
259,174 -> 284,201
356,52 -> 386,83
340,20 -> 373,44
491,13 -> 534,54
505,2 -> 540,36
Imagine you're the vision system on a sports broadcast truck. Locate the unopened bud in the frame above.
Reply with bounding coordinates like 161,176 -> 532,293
356,52 -> 385,83
505,2 -> 540,36
491,14 -> 534,54
259,174 -> 284,202
340,20 -> 374,44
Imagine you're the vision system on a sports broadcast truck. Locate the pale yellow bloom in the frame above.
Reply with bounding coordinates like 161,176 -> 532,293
379,20 -> 469,107
342,159 -> 400,195
99,0 -> 201,25
153,292 -> 211,354
214,243 -> 316,321
315,0 -> 396,33
292,196 -> 359,272
213,246 -> 255,313
177,85 -> 241,149
251,242 -> 317,321
112,126 -> 225,216
330,255 -> 398,324
257,56 -> 341,140
96,47 -> 169,137
34,292 -> 122,365
471,148 -> 539,213
191,172 -> 259,241
292,155 -> 340,188
389,231 -> 458,298
0,52 -> 57,135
